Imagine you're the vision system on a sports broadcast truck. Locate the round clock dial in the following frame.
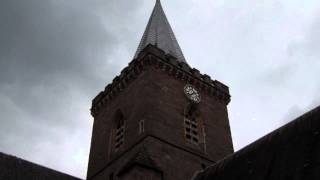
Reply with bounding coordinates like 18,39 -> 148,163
184,84 -> 201,103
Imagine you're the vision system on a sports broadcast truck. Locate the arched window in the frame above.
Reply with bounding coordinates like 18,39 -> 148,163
184,104 -> 200,144
113,110 -> 125,151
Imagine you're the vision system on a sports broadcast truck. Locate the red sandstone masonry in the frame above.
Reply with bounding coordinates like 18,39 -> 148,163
91,45 -> 230,117
87,44 -> 234,180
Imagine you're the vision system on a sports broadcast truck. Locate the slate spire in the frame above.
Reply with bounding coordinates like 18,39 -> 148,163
134,0 -> 187,63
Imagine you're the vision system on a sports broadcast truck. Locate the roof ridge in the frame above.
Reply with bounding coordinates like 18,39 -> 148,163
192,105 -> 320,180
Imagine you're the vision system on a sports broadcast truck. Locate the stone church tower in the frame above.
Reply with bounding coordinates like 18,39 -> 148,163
87,1 -> 233,180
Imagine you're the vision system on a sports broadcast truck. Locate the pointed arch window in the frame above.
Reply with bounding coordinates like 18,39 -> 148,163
113,110 -> 125,151
184,104 -> 200,144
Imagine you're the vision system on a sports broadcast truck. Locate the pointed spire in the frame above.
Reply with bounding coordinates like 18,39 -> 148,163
134,0 -> 187,63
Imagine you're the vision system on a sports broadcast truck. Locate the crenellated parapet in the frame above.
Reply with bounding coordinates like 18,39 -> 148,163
91,44 -> 231,117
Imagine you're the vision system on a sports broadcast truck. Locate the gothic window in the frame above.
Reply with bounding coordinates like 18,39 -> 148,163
113,110 -> 125,151
184,104 -> 200,144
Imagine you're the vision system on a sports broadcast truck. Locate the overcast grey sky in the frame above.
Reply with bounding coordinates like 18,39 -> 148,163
0,0 -> 320,178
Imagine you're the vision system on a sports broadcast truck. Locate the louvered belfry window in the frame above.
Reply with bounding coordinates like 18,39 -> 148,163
114,110 -> 125,151
115,123 -> 124,150
184,107 -> 199,144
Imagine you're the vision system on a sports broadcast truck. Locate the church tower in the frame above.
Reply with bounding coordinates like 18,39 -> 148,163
87,1 -> 233,180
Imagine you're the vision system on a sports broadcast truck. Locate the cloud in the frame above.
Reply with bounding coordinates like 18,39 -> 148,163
1,0 -> 320,179
0,0 -> 144,178
273,10 -> 320,124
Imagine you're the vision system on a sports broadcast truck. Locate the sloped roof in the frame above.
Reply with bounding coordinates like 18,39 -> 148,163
134,0 -> 187,63
0,152 -> 82,180
193,105 -> 320,180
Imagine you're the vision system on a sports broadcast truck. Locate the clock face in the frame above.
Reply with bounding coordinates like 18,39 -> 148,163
184,84 -> 201,103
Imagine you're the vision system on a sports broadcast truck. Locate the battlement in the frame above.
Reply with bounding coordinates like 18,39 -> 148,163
91,44 -> 231,117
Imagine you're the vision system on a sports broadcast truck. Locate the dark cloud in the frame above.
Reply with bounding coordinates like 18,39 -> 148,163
0,0 -> 116,135
1,0 -> 320,178
0,0 -> 143,177
0,0 -> 117,87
